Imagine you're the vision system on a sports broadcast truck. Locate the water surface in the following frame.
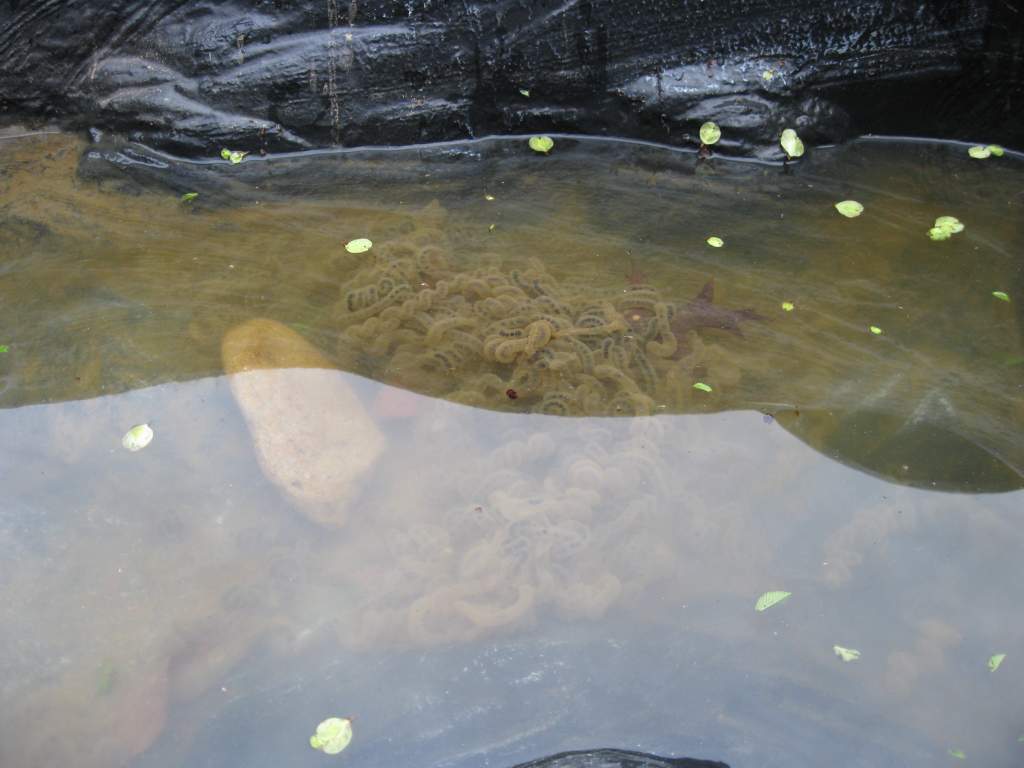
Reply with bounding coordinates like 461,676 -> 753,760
0,132 -> 1022,767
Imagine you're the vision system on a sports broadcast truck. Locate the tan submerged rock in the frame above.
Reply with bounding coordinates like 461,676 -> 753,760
222,318 -> 384,527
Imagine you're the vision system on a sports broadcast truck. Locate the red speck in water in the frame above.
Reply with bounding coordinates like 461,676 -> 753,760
505,388 -> 518,400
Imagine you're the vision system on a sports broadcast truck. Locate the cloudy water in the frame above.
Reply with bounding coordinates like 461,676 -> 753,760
0,132 -> 1021,767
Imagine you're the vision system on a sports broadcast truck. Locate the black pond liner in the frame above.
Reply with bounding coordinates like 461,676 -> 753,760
132,623 -> 934,768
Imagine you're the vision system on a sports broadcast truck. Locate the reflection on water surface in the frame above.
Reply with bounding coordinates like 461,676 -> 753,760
0,132 -> 1021,767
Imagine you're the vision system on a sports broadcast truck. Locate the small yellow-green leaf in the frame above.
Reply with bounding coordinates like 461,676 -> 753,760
987,144 -> 1005,157
934,215 -> 964,234
692,382 -> 713,393
484,194 -> 495,201
310,717 -> 352,755
869,325 -> 883,335
988,653 -> 1006,672
928,226 -> 951,241
488,224 -> 496,232
345,238 -> 373,254
781,301 -> 794,312
968,145 -> 991,159
835,200 -> 863,218
519,88 -> 530,97
755,590 -> 791,612
529,135 -> 554,154
761,69 -> 776,82
780,128 -> 804,159
221,148 -> 248,164
948,748 -> 966,760
0,344 -> 8,353
706,236 -> 724,248
121,423 -> 154,452
992,291 -> 1010,302
833,645 -> 861,662
699,121 -> 721,145
181,192 -> 199,203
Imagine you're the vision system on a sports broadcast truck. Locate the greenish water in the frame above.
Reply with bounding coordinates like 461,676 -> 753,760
0,132 -> 1021,767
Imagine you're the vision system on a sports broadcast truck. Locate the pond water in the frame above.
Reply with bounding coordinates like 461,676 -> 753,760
0,131 -> 1021,768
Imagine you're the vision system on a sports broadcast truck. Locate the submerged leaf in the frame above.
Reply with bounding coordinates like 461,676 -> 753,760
968,145 -> 991,159
121,423 -> 154,452
345,238 -> 373,254
870,326 -> 883,335
988,653 -> 1006,672
180,192 -> 199,203
781,301 -> 794,312
706,236 -> 724,248
699,121 -> 721,145
528,135 -> 554,154
692,382 -> 713,393
780,128 -> 804,159
309,717 -> 352,755
755,590 -> 791,612
992,291 -> 1010,302
948,748 -> 966,759
834,200 -> 864,218
833,645 -> 861,662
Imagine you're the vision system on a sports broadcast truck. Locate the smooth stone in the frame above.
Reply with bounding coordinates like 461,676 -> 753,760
221,318 -> 384,527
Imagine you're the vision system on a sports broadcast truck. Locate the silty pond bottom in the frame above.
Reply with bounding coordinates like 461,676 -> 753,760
0,131 -> 1021,768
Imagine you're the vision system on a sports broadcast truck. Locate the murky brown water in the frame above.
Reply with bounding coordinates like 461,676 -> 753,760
0,131 -> 1022,767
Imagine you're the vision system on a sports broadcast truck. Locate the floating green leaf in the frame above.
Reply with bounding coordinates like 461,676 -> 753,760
519,88 -> 530,97
968,145 -> 991,159
488,224 -> 496,232
345,238 -> 373,254
0,344 -> 8,353
180,192 -> 199,203
988,653 -> 1006,672
833,645 -> 861,662
992,291 -> 1010,302
934,216 -> 964,234
755,590 -> 791,612
781,301 -> 794,312
309,717 -> 352,755
220,148 -> 248,164
948,748 -> 966,760
484,194 -> 496,201
761,69 -> 776,82
835,200 -> 864,218
692,382 -> 713,393
121,423 -> 154,452
699,121 -> 721,145
928,227 -> 951,241
780,128 -> 804,159
528,135 -> 554,154
869,325 -> 883,335
706,236 -> 724,248
987,144 -> 1005,157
